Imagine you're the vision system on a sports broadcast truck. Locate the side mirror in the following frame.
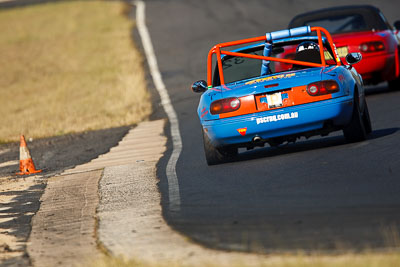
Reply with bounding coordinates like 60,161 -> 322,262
346,52 -> 362,65
191,80 -> 208,93
394,20 -> 400,30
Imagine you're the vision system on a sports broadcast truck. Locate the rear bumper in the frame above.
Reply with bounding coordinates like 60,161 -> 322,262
202,96 -> 353,147
352,52 -> 396,83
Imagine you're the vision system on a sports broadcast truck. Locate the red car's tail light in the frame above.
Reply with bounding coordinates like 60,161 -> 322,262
306,80 -> 339,96
359,41 -> 385,53
210,97 -> 241,114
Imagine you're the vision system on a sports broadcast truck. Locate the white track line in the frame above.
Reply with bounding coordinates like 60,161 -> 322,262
135,0 -> 181,211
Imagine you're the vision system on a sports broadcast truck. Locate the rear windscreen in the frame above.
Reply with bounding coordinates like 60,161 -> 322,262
289,7 -> 389,33
304,14 -> 368,34
220,48 -> 264,85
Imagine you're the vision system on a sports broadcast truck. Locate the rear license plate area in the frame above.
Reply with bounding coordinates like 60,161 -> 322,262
256,91 -> 289,111
266,92 -> 282,108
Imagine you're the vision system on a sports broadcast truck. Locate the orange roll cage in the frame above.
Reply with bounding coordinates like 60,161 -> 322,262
207,27 -> 341,87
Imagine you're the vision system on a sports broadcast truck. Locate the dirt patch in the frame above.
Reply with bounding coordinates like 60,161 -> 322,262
0,126 -> 131,266
0,175 -> 44,266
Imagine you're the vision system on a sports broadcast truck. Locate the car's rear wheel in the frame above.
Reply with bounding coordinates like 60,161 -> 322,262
388,47 -> 400,90
343,92 -> 368,142
388,78 -> 400,90
203,130 -> 238,165
362,101 -> 372,134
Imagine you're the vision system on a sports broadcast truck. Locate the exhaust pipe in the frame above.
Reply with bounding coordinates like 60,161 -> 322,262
252,136 -> 262,143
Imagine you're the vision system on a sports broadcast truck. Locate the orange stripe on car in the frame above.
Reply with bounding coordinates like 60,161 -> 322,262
219,85 -> 332,119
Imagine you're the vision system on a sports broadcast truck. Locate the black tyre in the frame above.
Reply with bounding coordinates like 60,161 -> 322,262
362,101 -> 372,134
388,78 -> 400,90
203,130 -> 238,165
343,93 -> 367,142
388,47 -> 400,90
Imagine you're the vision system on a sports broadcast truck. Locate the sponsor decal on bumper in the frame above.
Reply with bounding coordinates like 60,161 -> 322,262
256,112 -> 299,124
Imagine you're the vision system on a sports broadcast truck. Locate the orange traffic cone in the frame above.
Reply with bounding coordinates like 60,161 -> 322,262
16,135 -> 42,175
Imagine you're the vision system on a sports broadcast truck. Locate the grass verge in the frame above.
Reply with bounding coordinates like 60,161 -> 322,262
90,252 -> 400,267
0,0 -> 151,143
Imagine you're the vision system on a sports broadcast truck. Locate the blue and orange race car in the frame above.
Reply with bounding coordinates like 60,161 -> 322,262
192,26 -> 372,165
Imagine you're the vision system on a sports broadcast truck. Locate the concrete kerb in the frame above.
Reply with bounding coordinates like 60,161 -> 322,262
25,119 -> 168,266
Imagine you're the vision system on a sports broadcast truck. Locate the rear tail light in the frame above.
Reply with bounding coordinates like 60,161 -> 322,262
210,97 -> 241,115
306,80 -> 339,96
359,41 -> 385,53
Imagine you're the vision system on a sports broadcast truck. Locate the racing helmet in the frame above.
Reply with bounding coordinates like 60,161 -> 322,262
296,41 -> 320,53
292,41 -> 322,68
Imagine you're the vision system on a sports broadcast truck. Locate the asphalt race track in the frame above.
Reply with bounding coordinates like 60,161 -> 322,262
142,0 -> 400,252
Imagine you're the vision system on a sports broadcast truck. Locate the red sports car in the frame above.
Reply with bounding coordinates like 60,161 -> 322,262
289,5 -> 400,89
